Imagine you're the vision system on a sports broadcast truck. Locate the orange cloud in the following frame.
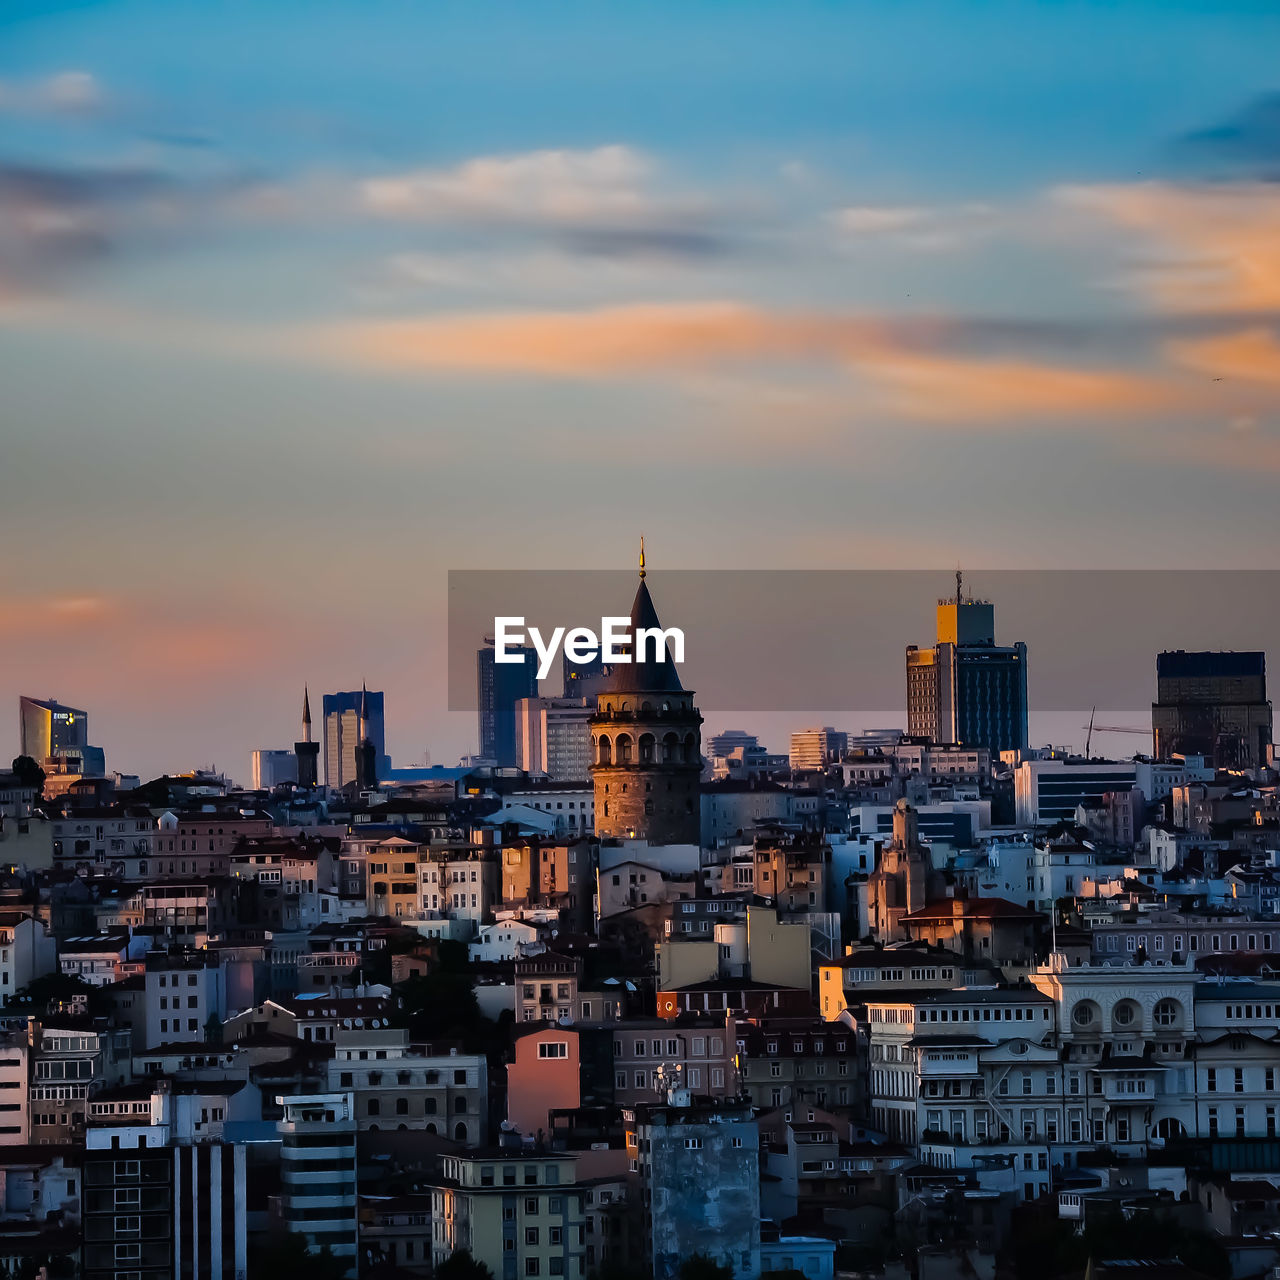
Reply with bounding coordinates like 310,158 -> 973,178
1168,327 -> 1280,385
302,301 -> 1172,422
1058,181 -> 1280,312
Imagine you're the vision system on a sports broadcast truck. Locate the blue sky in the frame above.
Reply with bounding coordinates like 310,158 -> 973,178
2,1 -> 1279,777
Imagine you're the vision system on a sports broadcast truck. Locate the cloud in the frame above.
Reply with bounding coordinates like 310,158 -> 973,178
828,201 -> 998,250
1168,326 -> 1280,385
296,300 -> 1175,422
360,145 -> 734,257
1179,93 -> 1280,180
0,70 -> 105,116
1057,180 -> 1280,312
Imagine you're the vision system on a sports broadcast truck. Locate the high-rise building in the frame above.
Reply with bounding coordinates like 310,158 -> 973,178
591,553 -> 702,844
1152,650 -> 1272,771
19,695 -> 105,775
788,727 -> 847,772
82,1082 -> 250,1280
514,695 -> 595,779
322,689 -> 388,790
277,1092 -> 358,1270
294,686 -> 320,788
905,573 -> 1028,754
562,650 -> 612,700
477,641 -> 537,767
250,748 -> 297,790
626,1083 -> 761,1280
707,729 -> 761,758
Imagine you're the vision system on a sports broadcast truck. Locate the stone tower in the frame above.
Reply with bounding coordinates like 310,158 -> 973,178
866,799 -> 942,939
591,547 -> 702,844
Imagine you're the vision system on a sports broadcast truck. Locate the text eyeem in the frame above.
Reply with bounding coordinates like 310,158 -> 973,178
494,616 -> 686,681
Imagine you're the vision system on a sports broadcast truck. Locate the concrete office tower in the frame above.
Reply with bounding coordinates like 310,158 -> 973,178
591,547 -> 702,844
19,695 -> 105,774
477,640 -> 538,767
626,1082 -> 761,1280
277,1093 -> 359,1270
707,728 -> 761,758
562,649 -> 612,700
514,695 -> 595,779
322,688 -> 388,789
251,748 -> 297,790
905,571 -> 1029,754
1152,650 -> 1272,771
294,686 -> 321,788
788,727 -> 847,771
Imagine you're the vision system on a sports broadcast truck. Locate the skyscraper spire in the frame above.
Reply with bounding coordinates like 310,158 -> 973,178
639,534 -> 646,580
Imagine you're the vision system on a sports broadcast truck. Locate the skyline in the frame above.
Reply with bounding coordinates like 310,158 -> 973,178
4,1 -> 1280,776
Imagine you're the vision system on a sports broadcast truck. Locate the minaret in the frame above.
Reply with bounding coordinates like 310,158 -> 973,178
355,682 -> 378,791
294,686 -> 320,789
590,542 -> 702,844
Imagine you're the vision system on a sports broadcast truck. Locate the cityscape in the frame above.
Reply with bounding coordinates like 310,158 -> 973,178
4,3 -> 1280,1280
3,563 -> 1280,1280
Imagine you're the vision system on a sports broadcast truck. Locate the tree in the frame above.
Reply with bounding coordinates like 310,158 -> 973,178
247,1231 -> 351,1280
11,972 -> 108,1018
10,755 -> 45,796
677,1255 -> 733,1280
434,1250 -> 496,1280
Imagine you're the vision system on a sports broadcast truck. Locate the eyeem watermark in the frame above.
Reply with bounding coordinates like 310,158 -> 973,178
494,616 -> 686,680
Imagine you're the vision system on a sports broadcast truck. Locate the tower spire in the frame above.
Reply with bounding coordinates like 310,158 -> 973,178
302,685 -> 312,743
639,535 -> 646,580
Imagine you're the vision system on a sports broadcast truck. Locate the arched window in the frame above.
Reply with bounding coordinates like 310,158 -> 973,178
1154,999 -> 1182,1028
424,1098 -> 437,1115
425,1123 -> 438,1135
454,1096 -> 467,1114
396,1097 -> 409,1115
662,733 -> 678,763
1072,1001 -> 1099,1029
617,734 -> 633,765
682,734 -> 696,763
1112,999 -> 1139,1030
454,1122 -> 468,1141
598,736 -> 612,766
639,734 -> 655,764
367,1098 -> 380,1116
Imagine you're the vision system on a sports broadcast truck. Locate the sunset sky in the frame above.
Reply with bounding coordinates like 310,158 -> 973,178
3,1 -> 1280,779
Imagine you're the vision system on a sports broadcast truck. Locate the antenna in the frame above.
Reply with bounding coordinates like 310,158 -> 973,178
639,535 -> 646,580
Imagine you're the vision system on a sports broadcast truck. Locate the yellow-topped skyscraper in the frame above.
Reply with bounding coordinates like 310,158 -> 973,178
905,572 -> 1028,754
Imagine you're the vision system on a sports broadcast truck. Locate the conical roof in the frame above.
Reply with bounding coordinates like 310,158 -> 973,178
606,576 -> 685,694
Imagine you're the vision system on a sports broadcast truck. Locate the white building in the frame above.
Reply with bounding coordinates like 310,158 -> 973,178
1014,759 -> 1139,827
468,918 -> 545,964
326,1028 -> 487,1144
514,696 -> 595,781
250,748 -> 298,790
278,1093 -> 358,1271
0,910 -> 57,996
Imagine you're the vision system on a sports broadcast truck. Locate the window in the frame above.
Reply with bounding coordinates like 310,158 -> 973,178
538,1041 -> 569,1060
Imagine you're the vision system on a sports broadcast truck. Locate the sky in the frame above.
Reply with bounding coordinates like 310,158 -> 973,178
3,1 -> 1280,780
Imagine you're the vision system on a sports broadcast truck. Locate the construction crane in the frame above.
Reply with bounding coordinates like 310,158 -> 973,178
1084,707 -> 1149,757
